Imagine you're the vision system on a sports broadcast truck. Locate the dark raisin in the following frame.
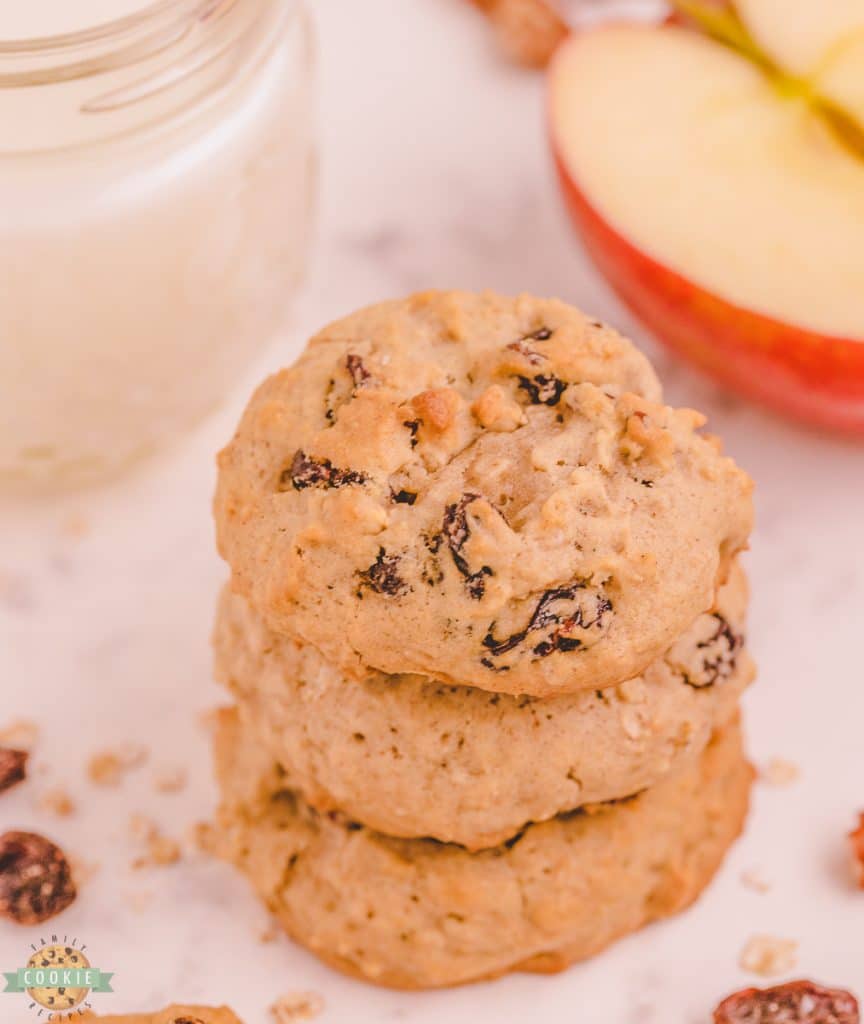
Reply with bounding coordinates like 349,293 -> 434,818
507,340 -> 544,364
441,494 -> 478,576
482,583 -> 612,663
441,494 -> 495,599
421,560 -> 444,587
507,328 -> 551,364
357,548 -> 408,597
323,377 -> 337,422
0,831 -> 76,925
346,353 -> 372,389
0,748 -> 28,794
280,450 -> 367,491
391,489 -> 417,505
714,980 -> 860,1023
517,374 -> 567,406
465,566 -> 493,599
403,419 -> 420,448
503,829 -> 526,849
424,531 -> 443,555
173,1018 -> 207,1024
683,613 -> 743,688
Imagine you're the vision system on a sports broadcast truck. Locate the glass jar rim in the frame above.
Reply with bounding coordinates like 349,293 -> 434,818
0,0 -> 299,89
0,0 -> 216,52
0,0 -> 303,153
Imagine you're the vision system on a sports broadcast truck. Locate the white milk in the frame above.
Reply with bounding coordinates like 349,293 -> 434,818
0,0 -> 315,490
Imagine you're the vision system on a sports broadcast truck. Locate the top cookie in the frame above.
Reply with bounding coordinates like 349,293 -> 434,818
215,290 -> 753,697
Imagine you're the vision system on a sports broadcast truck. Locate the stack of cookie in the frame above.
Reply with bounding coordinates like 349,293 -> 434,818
211,291 -> 754,989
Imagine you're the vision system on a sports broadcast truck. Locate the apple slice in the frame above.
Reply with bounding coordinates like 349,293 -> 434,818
550,23 -> 864,431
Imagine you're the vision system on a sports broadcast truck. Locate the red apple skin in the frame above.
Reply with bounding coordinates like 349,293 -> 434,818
552,148 -> 864,434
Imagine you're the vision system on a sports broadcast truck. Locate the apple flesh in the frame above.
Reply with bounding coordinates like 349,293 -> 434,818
736,0 -> 864,80
550,23 -> 864,432
736,0 -> 864,135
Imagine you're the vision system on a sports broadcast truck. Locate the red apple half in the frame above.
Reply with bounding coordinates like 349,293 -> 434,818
549,21 -> 864,433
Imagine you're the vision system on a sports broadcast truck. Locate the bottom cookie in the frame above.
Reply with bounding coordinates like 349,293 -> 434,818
80,1009 -> 241,1024
213,707 -> 752,989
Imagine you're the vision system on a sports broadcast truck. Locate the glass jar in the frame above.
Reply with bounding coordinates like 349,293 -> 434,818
0,0 -> 316,491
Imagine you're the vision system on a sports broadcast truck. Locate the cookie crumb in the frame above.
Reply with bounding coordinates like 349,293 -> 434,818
270,991 -> 325,1023
739,935 -> 798,977
88,744 -> 148,787
37,786 -> 76,817
190,821 -> 218,856
130,815 -> 181,869
739,868 -> 771,894
0,748 -> 28,794
849,812 -> 864,889
153,765 -> 188,794
259,920 -> 280,944
0,719 -> 39,751
759,758 -> 799,787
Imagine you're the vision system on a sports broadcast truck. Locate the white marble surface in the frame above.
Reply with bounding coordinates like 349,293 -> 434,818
2,1 -> 863,1020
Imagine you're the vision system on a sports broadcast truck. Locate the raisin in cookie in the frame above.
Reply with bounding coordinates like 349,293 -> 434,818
215,291 -> 753,697
213,706 -> 752,989
215,561 -> 753,849
80,1009 -> 242,1024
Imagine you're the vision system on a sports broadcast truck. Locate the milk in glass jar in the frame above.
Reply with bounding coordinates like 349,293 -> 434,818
0,0 -> 315,490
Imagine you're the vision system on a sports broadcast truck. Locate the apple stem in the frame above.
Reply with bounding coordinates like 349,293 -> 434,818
669,0 -> 776,73
670,0 -> 864,165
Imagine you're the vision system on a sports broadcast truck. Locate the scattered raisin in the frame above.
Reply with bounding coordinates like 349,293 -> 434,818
482,582 -> 612,663
346,353 -> 372,389
0,831 -> 77,925
280,450 -> 367,491
0,748 -> 28,794
850,813 -> 864,889
441,493 -> 494,599
173,1018 -> 206,1024
517,374 -> 567,406
357,548 -> 408,597
713,980 -> 860,1023
391,489 -> 417,506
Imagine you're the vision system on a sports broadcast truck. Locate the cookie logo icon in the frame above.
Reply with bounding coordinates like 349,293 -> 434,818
27,945 -> 91,1013
3,937 -> 113,1019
